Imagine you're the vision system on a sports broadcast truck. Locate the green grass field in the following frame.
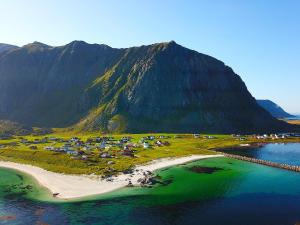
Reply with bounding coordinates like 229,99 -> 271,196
0,131 -> 299,176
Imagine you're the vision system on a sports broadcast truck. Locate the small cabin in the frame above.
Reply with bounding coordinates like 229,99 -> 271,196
100,152 -> 111,158
193,134 -> 200,138
143,142 -> 150,148
30,146 -> 37,150
66,150 -> 78,156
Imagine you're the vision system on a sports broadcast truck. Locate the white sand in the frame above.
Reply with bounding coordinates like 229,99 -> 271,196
0,154 -> 223,200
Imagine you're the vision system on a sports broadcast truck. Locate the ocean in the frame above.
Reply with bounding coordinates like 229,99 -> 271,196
1,144 -> 300,225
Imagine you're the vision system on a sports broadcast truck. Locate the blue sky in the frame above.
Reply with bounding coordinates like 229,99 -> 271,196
1,0 -> 299,113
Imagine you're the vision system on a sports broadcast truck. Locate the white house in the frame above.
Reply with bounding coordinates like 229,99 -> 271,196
143,142 -> 150,148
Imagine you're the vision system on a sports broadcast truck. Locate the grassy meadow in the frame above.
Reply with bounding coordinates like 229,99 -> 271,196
0,131 -> 300,176
287,120 -> 300,125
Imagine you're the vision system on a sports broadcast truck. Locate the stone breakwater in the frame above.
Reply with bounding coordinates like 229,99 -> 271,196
223,153 -> 300,172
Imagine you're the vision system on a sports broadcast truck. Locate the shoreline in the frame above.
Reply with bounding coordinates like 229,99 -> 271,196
0,154 -> 223,200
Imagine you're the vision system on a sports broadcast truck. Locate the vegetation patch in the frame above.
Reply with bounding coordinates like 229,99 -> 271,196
188,166 -> 223,174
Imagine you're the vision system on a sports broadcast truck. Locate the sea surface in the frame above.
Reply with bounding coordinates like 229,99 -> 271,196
286,115 -> 300,120
1,144 -> 300,225
222,143 -> 300,166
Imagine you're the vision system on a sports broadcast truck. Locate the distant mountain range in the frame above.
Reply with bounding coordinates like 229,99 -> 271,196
257,100 -> 295,118
0,43 -> 19,54
0,41 -> 298,133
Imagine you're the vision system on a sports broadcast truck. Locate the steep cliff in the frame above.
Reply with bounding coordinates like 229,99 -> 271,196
0,41 -> 296,133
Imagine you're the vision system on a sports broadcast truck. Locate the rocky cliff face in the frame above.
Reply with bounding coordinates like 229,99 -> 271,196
0,41 -> 296,133
0,41 -> 122,127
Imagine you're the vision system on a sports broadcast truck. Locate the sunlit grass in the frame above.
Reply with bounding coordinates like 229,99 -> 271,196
0,131 -> 299,175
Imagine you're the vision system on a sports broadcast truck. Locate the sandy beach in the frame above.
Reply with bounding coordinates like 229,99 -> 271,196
0,154 -> 223,200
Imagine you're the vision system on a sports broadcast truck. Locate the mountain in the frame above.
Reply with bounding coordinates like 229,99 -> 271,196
0,43 -> 19,54
0,41 -> 122,127
0,120 -> 32,136
257,100 -> 295,118
0,40 -> 297,133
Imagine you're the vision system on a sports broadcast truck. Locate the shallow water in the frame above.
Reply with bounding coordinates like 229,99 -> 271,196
223,143 -> 300,166
1,156 -> 300,225
286,115 -> 300,120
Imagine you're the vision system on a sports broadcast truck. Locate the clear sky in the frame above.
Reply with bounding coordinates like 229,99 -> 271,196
1,0 -> 299,113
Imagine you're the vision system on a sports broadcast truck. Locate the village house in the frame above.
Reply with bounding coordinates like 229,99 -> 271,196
107,161 -> 114,165
30,146 -> 37,150
155,140 -> 163,147
104,145 -> 112,150
123,145 -> 130,151
193,134 -> 200,138
120,137 -> 131,143
44,146 -> 54,151
100,152 -> 111,158
122,148 -> 134,157
125,143 -> 135,148
64,143 -> 72,148
86,138 -> 94,143
163,141 -> 170,146
77,150 -> 85,155
66,150 -> 78,156
62,145 -> 75,152
204,136 -> 216,139
148,136 -> 155,140
256,134 -> 270,140
81,155 -> 88,160
33,139 -> 41,144
143,142 -> 150,148
48,137 -> 59,141
54,148 -> 63,152
75,141 -> 84,147
20,139 -> 29,144
70,137 -> 80,142
83,146 -> 91,151
159,135 -> 169,139
95,137 -> 102,143
99,142 -> 106,150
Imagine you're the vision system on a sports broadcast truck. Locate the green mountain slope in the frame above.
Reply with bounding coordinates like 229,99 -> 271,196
0,41 -> 297,133
0,41 -> 123,127
0,120 -> 32,136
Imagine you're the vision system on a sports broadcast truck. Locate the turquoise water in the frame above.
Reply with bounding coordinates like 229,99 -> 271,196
223,143 -> 300,166
1,154 -> 300,224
